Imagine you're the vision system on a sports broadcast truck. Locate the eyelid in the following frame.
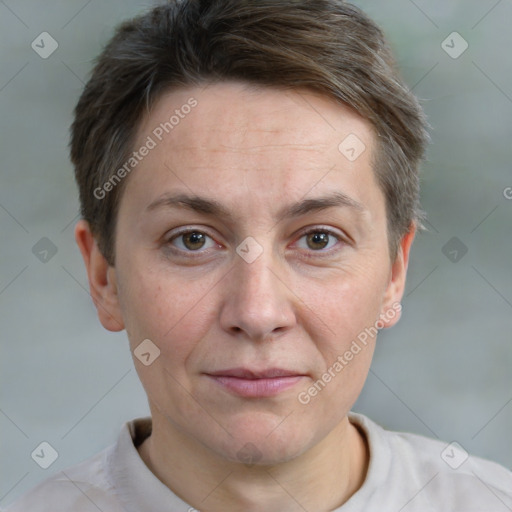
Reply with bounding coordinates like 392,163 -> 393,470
164,227 -> 222,255
296,224 -> 347,241
293,225 -> 348,253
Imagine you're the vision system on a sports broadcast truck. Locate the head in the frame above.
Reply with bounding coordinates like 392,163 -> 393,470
72,0 -> 428,464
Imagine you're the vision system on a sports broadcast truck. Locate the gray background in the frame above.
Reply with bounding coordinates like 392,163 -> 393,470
1,0 -> 511,506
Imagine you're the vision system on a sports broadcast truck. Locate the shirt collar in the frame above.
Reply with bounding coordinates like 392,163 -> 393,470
106,417 -> 194,512
105,413 -> 388,512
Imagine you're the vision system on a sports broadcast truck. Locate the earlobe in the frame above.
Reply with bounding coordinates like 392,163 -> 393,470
74,220 -> 125,332
379,223 -> 416,329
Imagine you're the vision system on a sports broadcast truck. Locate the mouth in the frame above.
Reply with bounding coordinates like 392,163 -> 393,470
205,368 -> 308,398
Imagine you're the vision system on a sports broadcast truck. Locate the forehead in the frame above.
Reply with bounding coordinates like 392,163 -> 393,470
139,81 -> 374,154
123,81 -> 381,219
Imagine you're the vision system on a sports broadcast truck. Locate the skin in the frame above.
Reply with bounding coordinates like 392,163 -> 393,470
75,81 -> 415,511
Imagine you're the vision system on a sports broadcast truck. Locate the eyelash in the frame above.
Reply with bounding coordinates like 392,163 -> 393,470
164,226 -> 346,258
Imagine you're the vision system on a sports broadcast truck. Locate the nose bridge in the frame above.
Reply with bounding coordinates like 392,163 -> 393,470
221,236 -> 294,339
237,240 -> 277,297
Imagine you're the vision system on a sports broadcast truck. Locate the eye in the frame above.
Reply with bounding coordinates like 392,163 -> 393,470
164,226 -> 346,258
295,227 -> 344,253
166,229 -> 218,253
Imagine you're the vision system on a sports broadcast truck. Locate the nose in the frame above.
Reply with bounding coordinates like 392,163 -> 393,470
219,244 -> 296,342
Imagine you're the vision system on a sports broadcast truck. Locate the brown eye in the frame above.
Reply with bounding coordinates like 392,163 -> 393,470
181,231 -> 206,250
168,230 -> 216,253
296,229 -> 342,253
305,232 -> 330,250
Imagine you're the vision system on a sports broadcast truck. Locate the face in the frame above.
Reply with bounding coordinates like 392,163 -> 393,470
77,81 -> 413,465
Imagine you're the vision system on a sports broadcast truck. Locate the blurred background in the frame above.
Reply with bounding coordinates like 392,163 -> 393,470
1,0 -> 511,505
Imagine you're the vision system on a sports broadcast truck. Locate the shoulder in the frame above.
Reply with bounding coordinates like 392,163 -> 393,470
2,446 -> 124,512
350,412 -> 512,510
394,428 -> 512,507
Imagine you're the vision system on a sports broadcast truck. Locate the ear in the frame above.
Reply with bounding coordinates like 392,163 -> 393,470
379,222 -> 416,328
74,220 -> 124,332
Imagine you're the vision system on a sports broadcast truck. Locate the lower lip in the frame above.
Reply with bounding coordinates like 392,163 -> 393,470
207,375 -> 304,397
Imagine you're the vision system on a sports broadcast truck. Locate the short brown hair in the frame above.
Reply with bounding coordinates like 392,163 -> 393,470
70,0 -> 429,265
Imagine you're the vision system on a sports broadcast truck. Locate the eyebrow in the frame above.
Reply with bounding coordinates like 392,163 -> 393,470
145,191 -> 367,222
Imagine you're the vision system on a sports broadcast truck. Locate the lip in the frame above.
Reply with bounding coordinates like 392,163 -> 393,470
206,368 -> 307,398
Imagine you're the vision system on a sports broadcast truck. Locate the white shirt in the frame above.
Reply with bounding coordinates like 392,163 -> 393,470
4,413 -> 512,511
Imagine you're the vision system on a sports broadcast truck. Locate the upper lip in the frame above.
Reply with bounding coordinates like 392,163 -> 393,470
207,368 -> 305,379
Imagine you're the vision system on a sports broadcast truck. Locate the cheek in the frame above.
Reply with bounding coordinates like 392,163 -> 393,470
294,276 -> 380,417
117,257 -> 220,364
300,266 -> 387,347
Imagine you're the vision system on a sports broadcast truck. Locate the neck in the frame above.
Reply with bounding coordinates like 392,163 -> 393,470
137,412 -> 369,512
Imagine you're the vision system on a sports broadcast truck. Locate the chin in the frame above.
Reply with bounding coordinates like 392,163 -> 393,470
218,439 -> 306,467
211,416 -> 313,466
